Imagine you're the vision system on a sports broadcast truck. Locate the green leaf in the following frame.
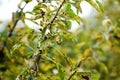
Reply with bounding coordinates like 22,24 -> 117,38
86,0 -> 98,11
33,9 -> 43,14
96,0 -> 104,13
90,70 -> 100,80
63,32 -> 76,42
86,0 -> 104,13
16,11 -> 25,20
66,20 -> 72,29
65,4 -> 76,19
57,20 -> 66,30
58,64 -> 66,79
65,4 -> 81,23
56,20 -> 72,30
25,11 -> 34,15
99,62 -> 108,74
33,3 -> 50,12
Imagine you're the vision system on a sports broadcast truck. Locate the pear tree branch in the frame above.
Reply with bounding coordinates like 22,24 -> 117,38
47,0 -> 65,28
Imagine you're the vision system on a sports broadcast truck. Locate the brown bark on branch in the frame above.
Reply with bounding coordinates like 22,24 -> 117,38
30,50 -> 42,71
47,0 -> 65,28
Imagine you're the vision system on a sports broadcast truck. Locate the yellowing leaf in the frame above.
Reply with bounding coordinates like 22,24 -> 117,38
13,44 -> 21,51
8,38 -> 14,44
19,47 -> 25,55
106,40 -> 112,47
113,40 -> 119,45
71,60 -> 76,65
34,78 -> 39,80
21,15 -> 25,20
65,13 -> 70,19
61,68 -> 65,72
11,59 -> 15,63
99,62 -> 108,74
96,34 -> 102,39
80,42 -> 86,46
74,16 -> 80,23
38,73 -> 43,76
67,58 -> 71,63
79,55 -> 84,60
65,1 -> 69,5
65,4 -> 76,19
40,63 -> 53,71
52,57 -> 56,61
109,33 -> 113,37
3,48 -> 8,53
76,2 -> 80,7
84,48 -> 90,56
117,33 -> 120,38
76,42 -> 85,47
30,69 -> 34,72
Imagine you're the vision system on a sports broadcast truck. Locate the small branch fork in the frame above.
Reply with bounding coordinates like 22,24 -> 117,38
47,0 -> 65,28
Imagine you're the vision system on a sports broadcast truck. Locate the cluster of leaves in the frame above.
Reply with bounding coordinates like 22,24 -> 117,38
0,0 -> 119,80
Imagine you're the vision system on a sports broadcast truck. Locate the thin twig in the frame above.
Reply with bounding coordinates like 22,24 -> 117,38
47,0 -> 65,28
8,19 -> 19,37
0,3 -> 27,55
68,57 -> 89,80
8,3 -> 27,37
68,71 -> 77,80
